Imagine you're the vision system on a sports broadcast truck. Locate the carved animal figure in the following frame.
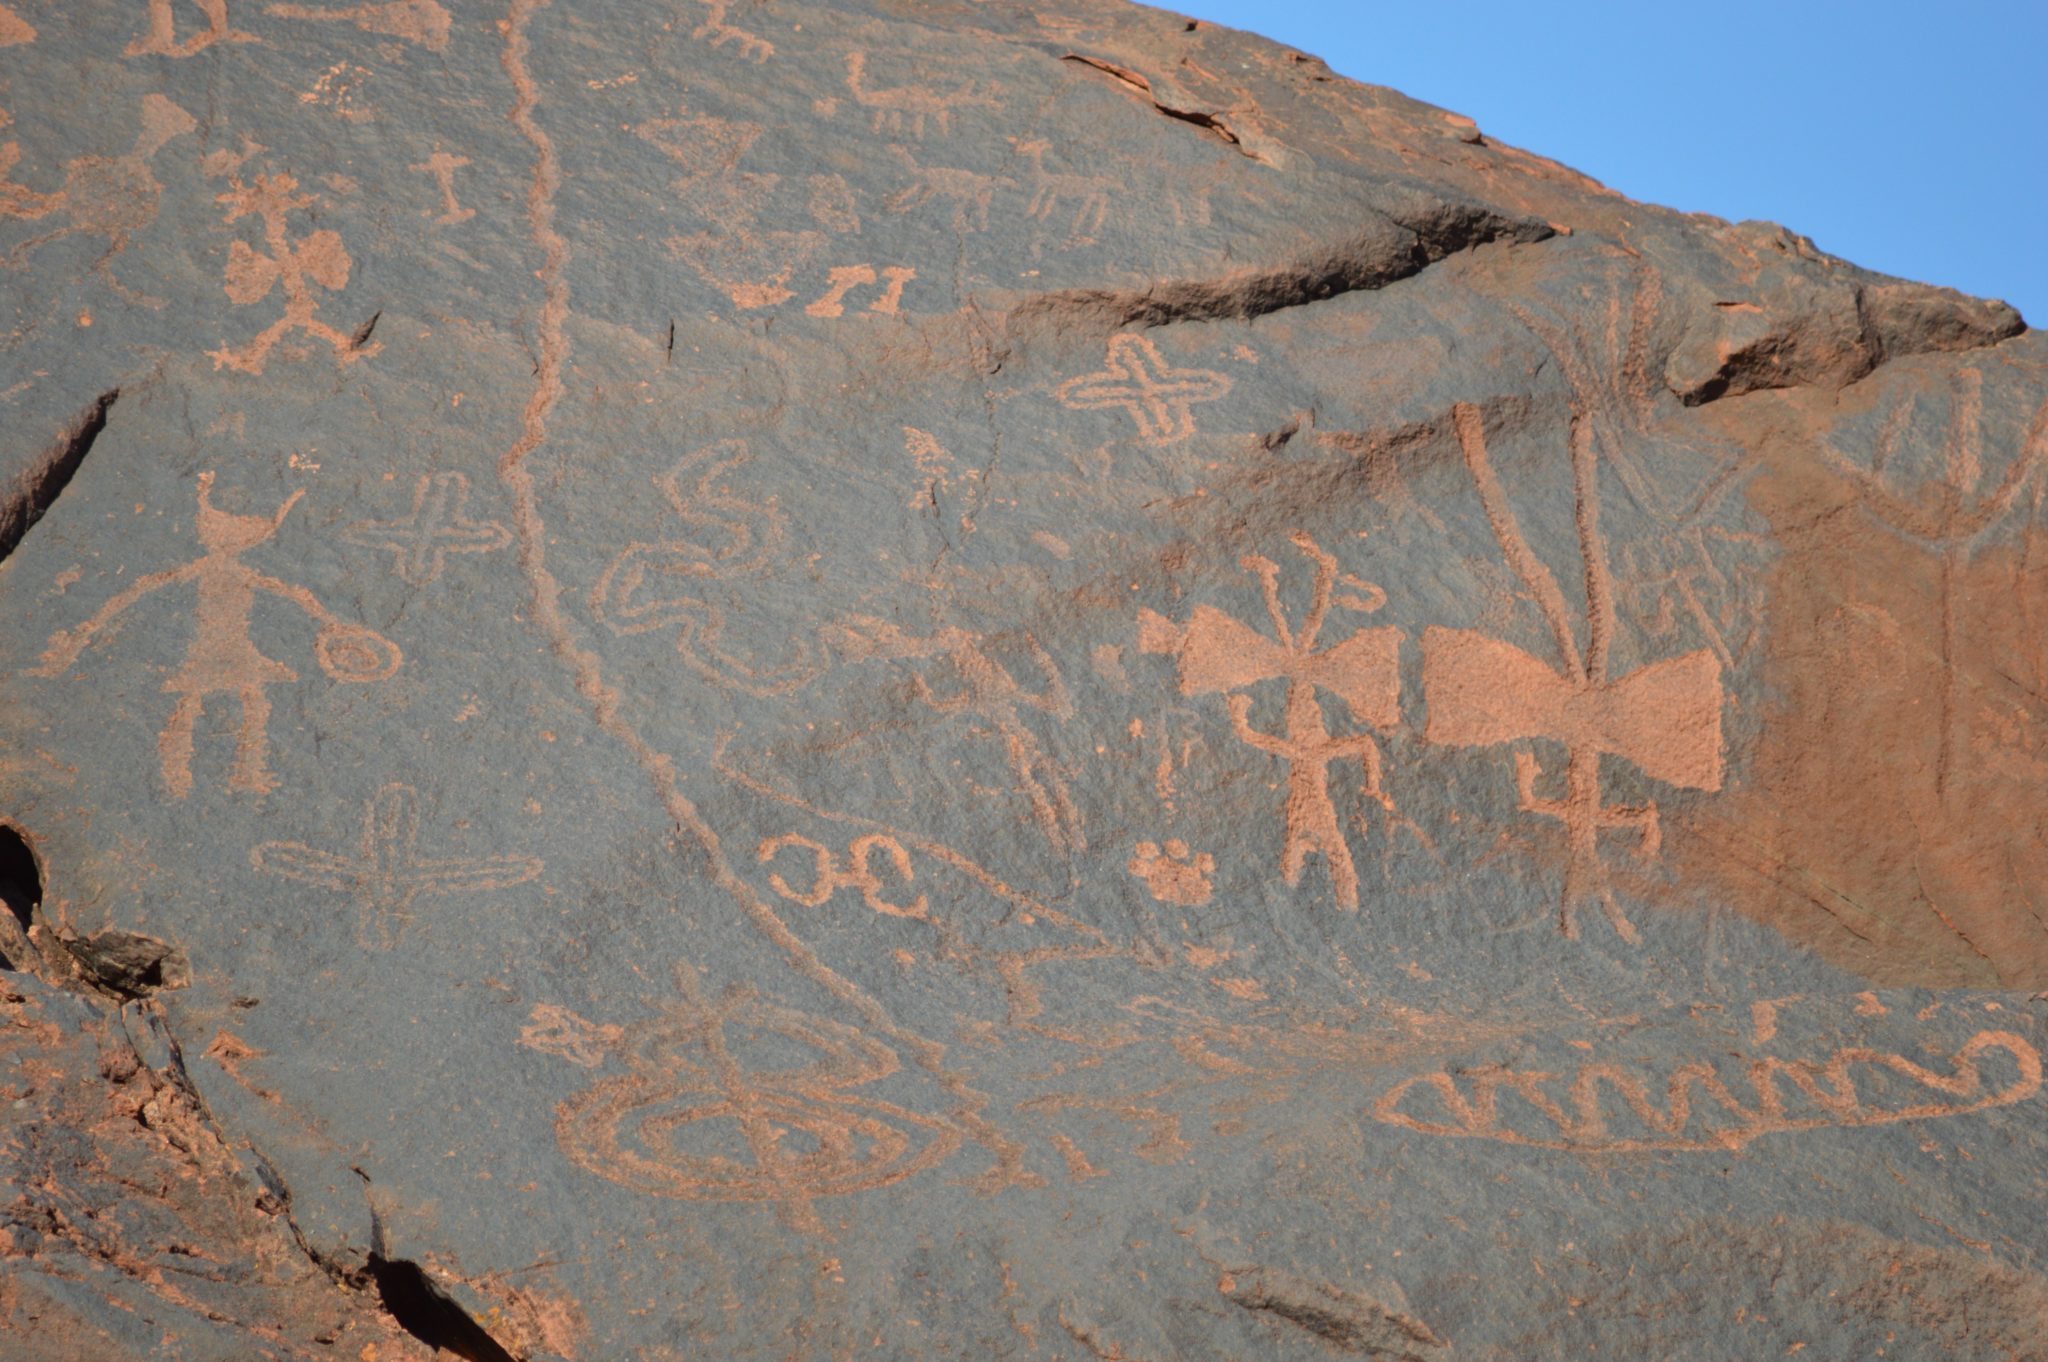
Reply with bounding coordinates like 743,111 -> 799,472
1012,138 -> 1119,246
690,0 -> 772,62
882,145 -> 1001,233
844,51 -> 1001,140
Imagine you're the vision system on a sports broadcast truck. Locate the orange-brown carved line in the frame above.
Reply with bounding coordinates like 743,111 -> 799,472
1372,1029 -> 2042,1152
494,2 -> 1024,1194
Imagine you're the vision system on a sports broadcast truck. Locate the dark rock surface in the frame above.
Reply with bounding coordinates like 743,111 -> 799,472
2,2 -> 2045,1358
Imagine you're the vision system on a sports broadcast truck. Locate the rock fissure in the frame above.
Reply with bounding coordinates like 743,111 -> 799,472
0,387 -> 118,564
1007,207 -> 1554,334
1221,1270 -> 1447,1361
1059,53 -> 1267,160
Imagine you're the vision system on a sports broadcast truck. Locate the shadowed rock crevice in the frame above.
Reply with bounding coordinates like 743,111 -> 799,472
1008,205 -> 1554,334
365,1253 -> 523,1362
66,928 -> 191,999
1672,277 -> 2025,406
0,388 -> 118,563
0,822 -> 43,971
1060,53 -> 1270,159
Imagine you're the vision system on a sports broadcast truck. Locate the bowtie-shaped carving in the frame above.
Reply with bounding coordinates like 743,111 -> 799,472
1422,628 -> 1723,794
1150,604 -> 1401,730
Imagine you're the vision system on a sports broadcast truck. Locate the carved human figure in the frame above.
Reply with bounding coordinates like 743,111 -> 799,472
1139,532 -> 1401,909
30,473 -> 400,799
408,150 -> 474,225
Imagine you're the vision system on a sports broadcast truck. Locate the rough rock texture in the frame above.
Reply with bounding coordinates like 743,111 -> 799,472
1,2 -> 2045,1358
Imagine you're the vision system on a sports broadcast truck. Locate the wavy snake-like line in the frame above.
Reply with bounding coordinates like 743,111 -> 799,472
495,0 -> 1029,1205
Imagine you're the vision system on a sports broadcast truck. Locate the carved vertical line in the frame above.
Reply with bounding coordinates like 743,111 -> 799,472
1451,402 -> 1585,682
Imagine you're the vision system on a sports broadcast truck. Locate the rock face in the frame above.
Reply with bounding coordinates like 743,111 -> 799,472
2,2 -> 2045,1358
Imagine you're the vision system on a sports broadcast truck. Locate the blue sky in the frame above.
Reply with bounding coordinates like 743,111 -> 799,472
1171,2 -> 2045,326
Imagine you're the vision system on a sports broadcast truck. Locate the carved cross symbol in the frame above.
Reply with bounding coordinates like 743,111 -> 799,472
342,471 -> 510,586
407,150 -> 474,225
1056,333 -> 1232,444
250,783 -> 542,949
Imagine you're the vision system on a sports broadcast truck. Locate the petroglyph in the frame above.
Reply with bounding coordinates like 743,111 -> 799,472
521,1004 -> 624,1069
903,425 -> 956,508
690,0 -> 772,62
30,473 -> 400,799
843,50 -> 1002,140
668,227 -> 823,310
125,0 -> 256,57
409,150 -> 475,225
883,146 -> 1005,233
251,784 -> 542,949
1056,333 -> 1231,444
830,618 -> 1085,857
1422,403 -> 1723,942
0,6 -> 33,45
758,833 -> 929,919
633,104 -> 763,196
1816,371 -> 2048,798
1012,138 -> 1120,247
553,964 -> 962,1233
803,264 -> 913,317
488,0 -> 1034,1212
265,1 -> 453,50
1018,1093 -> 1191,1170
806,173 -> 860,233
1374,1028 -> 2042,1152
634,104 -> 762,192
299,61 -> 376,123
717,736 -> 1123,1032
1139,533 -> 1401,909
633,105 -> 870,312
0,95 -> 196,307
210,172 -> 378,375
342,471 -> 511,586
1128,839 -> 1214,906
593,441 -> 819,695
